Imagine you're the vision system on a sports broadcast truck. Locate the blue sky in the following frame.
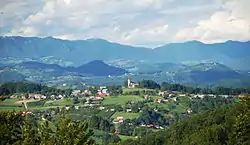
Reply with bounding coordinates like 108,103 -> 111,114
0,0 -> 249,47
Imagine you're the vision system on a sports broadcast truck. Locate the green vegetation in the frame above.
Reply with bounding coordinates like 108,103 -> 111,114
102,95 -> 144,105
136,97 -> 250,145
0,82 -> 249,145
123,88 -> 155,93
44,98 -> 80,107
0,112 -> 95,145
111,112 -> 140,120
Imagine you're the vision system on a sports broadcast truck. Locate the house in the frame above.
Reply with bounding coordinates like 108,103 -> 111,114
95,97 -> 103,100
98,93 -> 107,97
172,97 -> 177,102
179,94 -> 188,97
238,94 -> 246,98
10,94 -> 25,99
66,106 -> 70,111
220,95 -> 229,98
126,109 -> 132,112
155,99 -> 162,103
140,123 -> 146,127
163,99 -> 170,102
72,90 -> 81,96
75,106 -> 80,110
195,94 -> 205,99
155,125 -> 160,129
99,106 -> 105,110
100,86 -> 108,94
186,108 -> 192,114
144,95 -> 151,100
147,124 -> 154,128
40,95 -> 47,100
169,94 -> 175,97
22,110 -> 33,116
110,109 -> 115,111
117,116 -> 124,120
119,120 -> 124,124
158,92 -> 165,96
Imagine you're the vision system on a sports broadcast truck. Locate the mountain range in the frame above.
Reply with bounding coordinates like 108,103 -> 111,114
1,36 -> 250,70
0,36 -> 250,87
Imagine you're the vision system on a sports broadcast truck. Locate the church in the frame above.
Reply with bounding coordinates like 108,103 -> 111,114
127,76 -> 139,88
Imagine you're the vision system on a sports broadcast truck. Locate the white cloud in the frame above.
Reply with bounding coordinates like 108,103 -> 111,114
1,0 -> 249,46
122,22 -> 169,46
174,0 -> 250,43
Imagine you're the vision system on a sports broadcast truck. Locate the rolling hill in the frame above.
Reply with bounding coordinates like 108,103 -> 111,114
11,60 -> 128,77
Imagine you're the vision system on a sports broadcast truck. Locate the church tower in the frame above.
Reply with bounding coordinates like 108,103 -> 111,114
127,76 -> 131,88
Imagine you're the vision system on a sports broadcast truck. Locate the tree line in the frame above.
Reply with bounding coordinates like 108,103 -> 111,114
0,82 -> 72,97
120,97 -> 250,145
127,80 -> 250,95
0,111 -> 95,145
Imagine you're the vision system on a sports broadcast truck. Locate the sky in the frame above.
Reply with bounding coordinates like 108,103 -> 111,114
0,0 -> 250,47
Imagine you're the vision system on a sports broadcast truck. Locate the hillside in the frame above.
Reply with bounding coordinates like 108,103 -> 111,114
132,98 -> 250,145
0,70 -> 25,83
76,60 -> 128,76
172,63 -> 245,85
0,36 -> 151,66
10,60 -> 128,77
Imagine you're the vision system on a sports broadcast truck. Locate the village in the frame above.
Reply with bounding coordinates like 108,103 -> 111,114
4,77 -> 246,132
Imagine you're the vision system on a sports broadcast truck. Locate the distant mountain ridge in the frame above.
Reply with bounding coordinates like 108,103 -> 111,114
0,36 -> 250,70
16,60 -> 128,77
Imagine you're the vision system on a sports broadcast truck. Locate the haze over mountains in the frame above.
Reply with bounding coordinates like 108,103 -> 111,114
1,36 -> 250,70
0,36 -> 250,87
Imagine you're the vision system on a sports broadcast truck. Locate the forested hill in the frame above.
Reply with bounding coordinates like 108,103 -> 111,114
120,97 -> 250,145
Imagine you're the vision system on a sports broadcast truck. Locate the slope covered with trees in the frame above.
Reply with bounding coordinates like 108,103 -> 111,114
122,97 -> 250,145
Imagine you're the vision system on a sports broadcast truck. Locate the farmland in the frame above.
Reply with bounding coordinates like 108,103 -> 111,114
102,95 -> 144,105
111,112 -> 140,120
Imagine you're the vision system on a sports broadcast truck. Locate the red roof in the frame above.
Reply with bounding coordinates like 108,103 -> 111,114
98,93 -> 107,97
147,124 -> 154,128
238,94 -> 245,98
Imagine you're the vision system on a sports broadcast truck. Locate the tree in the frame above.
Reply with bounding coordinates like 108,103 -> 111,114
230,96 -> 250,145
73,96 -> 80,104
139,80 -> 160,89
107,85 -> 123,96
124,80 -> 128,88
54,115 -> 95,145
89,87 -> 98,95
0,111 -> 24,145
0,111 -> 95,145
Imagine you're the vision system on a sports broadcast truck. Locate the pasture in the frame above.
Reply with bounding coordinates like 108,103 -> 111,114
111,112 -> 140,120
102,95 -> 144,105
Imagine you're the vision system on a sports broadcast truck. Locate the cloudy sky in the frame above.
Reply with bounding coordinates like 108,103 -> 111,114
0,0 -> 250,47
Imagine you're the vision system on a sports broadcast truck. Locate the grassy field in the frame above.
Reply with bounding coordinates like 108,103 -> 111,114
1,98 -> 21,105
44,98 -> 80,107
0,98 -> 81,111
102,95 -> 144,105
146,96 -> 191,114
111,112 -> 140,120
123,88 -> 155,93
119,135 -> 135,140
0,98 -> 24,111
